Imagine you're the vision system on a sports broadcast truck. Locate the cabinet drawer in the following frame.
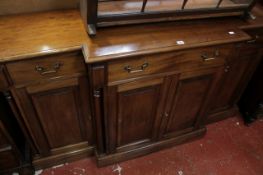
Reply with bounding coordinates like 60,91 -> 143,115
0,66 -> 9,90
108,45 -> 232,83
6,52 -> 86,86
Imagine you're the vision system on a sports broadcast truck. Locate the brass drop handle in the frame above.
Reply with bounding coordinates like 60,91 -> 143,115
201,50 -> 220,61
247,35 -> 259,43
224,65 -> 230,72
35,62 -> 63,75
124,62 -> 149,73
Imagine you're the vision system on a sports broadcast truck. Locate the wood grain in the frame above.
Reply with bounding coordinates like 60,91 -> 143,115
0,3 -> 262,64
12,76 -> 95,169
0,11 -> 87,63
161,69 -> 220,138
86,18 -> 252,62
108,44 -> 231,84
6,51 -> 86,87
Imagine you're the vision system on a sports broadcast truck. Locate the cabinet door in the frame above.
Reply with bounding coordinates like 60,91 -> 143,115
209,50 -> 262,115
106,76 -> 172,153
12,77 -> 94,156
159,68 -> 221,138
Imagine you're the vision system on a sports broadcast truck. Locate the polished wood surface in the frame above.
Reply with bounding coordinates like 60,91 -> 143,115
160,68 -> 222,139
0,6 -> 263,64
105,76 -> 169,153
12,74 -> 94,169
6,49 -> 95,169
0,11 -> 87,63
6,51 -> 86,87
87,19 -> 250,62
102,55 -> 225,165
108,45 -> 231,84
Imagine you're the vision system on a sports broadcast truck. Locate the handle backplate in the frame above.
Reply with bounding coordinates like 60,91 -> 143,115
124,62 -> 149,73
35,62 -> 63,75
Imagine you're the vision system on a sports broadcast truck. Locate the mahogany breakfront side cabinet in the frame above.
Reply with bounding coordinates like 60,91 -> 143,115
0,7 -> 262,172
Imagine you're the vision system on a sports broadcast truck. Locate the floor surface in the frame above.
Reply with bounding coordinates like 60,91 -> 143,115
38,116 -> 263,175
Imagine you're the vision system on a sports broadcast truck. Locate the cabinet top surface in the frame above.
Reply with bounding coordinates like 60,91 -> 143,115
0,10 -> 88,63
0,4 -> 262,64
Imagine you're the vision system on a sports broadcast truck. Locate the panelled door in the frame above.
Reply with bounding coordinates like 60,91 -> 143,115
12,76 -> 94,156
105,75 -> 175,153
159,68 -> 223,139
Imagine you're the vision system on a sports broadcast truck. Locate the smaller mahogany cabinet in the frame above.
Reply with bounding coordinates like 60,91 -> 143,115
4,49 -> 95,169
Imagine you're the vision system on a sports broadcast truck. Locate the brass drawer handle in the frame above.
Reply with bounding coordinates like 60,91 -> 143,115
35,62 -> 63,75
201,55 -> 215,61
224,65 -> 230,73
124,62 -> 149,73
201,50 -> 220,61
247,35 -> 259,43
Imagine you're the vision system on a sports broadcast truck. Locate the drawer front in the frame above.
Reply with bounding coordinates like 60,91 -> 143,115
108,45 -> 232,83
0,66 -> 9,91
6,52 -> 86,86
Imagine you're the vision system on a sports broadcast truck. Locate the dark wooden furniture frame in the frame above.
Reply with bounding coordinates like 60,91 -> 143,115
80,0 -> 257,35
0,6 -> 262,170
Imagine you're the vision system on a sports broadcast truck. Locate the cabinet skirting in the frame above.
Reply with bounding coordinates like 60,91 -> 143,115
206,106 -> 239,124
33,146 -> 94,170
96,127 -> 206,167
